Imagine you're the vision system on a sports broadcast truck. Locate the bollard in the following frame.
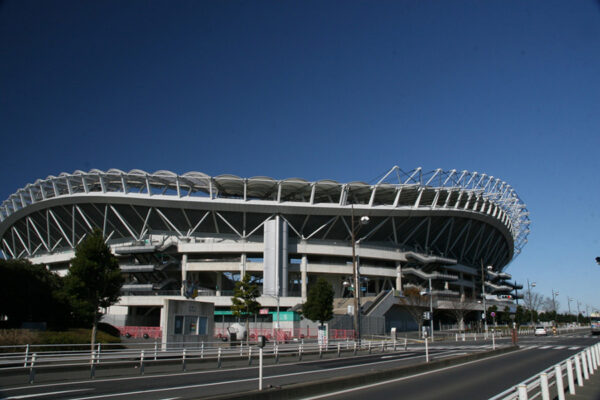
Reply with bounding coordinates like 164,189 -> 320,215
404,338 -> 407,351
140,350 -> 145,375
201,342 -> 204,359
455,333 -> 458,342
319,344 -> 323,359
90,350 -> 96,379
248,346 -> 253,366
217,347 -> 222,368
259,347 -> 263,391
555,365 -> 565,400
393,336 -> 396,351
381,341 -> 385,352
346,337 -> 349,349
182,348 -> 187,371
517,384 -> 528,400
24,344 -> 30,368
540,373 -> 550,400
29,353 -> 36,384
154,341 -> 158,360
582,352 -> 590,380
462,332 -> 466,342
425,337 -> 429,363
575,355 -> 584,386
587,349 -> 594,375
566,359 -> 576,395
275,345 -> 279,364
354,341 -> 357,356
97,343 -> 101,364
368,341 -> 372,354
492,331 -> 496,350
240,344 -> 244,358
337,342 -> 341,357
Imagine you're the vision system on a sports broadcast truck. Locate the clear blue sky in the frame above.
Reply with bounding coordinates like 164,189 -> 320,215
1,0 -> 599,313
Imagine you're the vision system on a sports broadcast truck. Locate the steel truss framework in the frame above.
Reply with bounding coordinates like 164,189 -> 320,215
0,166 -> 529,270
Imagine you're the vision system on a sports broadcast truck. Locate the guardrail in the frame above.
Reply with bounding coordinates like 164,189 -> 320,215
490,342 -> 600,400
0,337 -> 447,384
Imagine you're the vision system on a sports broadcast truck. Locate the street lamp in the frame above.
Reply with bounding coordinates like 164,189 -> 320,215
567,297 -> 573,320
481,264 -> 493,334
351,205 -> 370,343
577,301 -> 581,324
551,289 -> 559,316
527,280 -> 536,325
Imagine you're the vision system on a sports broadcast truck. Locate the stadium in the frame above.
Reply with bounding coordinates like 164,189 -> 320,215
0,166 -> 529,337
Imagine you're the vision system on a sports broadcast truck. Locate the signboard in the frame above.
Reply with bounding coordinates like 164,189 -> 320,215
318,325 -> 329,346
259,308 -> 269,315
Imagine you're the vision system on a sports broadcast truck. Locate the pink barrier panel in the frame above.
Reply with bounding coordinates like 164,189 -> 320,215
117,326 -> 162,339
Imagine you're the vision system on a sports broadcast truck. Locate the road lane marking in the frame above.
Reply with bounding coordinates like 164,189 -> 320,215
1,389 -> 93,399
568,346 -> 581,350
553,346 -> 566,350
301,347 -> 531,399
539,346 -> 552,349
64,351 -> 463,400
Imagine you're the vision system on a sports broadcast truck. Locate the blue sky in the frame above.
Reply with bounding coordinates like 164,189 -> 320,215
1,0 -> 599,313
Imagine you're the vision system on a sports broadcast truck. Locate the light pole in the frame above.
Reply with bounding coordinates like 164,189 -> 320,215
577,301 -> 581,324
551,289 -> 559,317
567,297 -> 573,321
527,279 -> 536,325
351,205 -> 369,343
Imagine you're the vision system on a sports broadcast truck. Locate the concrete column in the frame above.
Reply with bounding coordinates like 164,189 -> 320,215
216,272 -> 222,297
395,262 -> 403,293
240,253 -> 247,277
181,254 -> 188,296
301,255 -> 308,300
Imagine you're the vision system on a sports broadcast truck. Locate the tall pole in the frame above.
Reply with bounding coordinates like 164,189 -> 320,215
527,279 -> 536,325
429,278 -> 434,340
481,263 -> 488,334
351,206 -> 360,343
567,297 -> 573,320
577,301 -> 581,324
552,289 -> 559,316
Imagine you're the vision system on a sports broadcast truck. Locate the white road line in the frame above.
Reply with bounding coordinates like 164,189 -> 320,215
66,351 -> 458,400
301,347 -> 530,400
2,389 -> 92,399
553,346 -> 566,350
539,346 -> 552,349
568,346 -> 581,350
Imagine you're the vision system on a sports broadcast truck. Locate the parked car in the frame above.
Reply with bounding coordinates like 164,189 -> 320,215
534,326 -> 548,336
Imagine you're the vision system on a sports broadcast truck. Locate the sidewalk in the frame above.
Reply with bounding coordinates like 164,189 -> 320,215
565,371 -> 600,399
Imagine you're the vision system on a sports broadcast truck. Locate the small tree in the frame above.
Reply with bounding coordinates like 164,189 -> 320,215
399,287 -> 427,336
230,273 -> 261,345
447,294 -> 471,333
302,278 -> 334,326
63,229 -> 123,351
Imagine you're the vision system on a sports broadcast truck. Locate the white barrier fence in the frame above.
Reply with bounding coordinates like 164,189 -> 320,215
0,337 -> 430,383
490,342 -> 600,400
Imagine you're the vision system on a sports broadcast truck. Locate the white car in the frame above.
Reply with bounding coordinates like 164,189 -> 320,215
534,326 -> 548,336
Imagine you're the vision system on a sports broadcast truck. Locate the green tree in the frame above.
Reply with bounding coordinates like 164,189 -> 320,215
302,277 -> 334,326
0,259 -> 68,328
63,229 -> 123,351
230,273 -> 261,345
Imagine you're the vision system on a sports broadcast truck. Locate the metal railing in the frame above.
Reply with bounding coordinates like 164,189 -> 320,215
0,337 -> 449,384
490,342 -> 600,400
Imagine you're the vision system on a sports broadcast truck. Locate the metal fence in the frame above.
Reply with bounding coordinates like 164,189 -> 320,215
490,342 -> 600,400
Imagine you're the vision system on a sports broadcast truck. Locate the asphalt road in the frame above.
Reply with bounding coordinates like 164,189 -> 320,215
306,333 -> 600,400
0,332 -> 596,400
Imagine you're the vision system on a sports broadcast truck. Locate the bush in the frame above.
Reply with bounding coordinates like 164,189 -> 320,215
0,329 -> 121,352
